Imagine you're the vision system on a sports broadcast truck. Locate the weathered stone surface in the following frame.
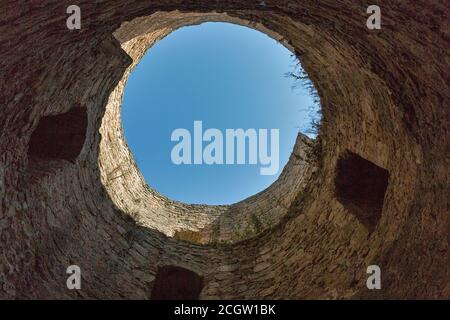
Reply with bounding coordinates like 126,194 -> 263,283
0,1 -> 448,299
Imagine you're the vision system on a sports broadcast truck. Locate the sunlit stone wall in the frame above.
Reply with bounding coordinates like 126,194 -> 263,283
0,1 -> 447,299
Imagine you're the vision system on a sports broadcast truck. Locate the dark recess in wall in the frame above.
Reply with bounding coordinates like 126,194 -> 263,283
335,150 -> 390,232
150,265 -> 204,300
28,107 -> 87,162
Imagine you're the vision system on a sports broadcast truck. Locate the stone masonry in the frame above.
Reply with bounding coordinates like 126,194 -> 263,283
0,1 -> 448,299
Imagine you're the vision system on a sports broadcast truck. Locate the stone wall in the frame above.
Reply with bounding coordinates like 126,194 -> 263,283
0,1 -> 448,299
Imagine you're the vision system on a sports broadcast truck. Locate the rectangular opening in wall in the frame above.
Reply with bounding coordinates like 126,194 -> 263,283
150,265 -> 203,300
28,107 -> 87,162
27,107 -> 87,181
335,150 -> 389,232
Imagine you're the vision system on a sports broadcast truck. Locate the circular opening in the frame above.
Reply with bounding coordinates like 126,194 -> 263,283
122,22 -> 320,205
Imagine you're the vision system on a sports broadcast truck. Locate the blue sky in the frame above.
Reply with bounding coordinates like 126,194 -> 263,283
122,22 -> 318,205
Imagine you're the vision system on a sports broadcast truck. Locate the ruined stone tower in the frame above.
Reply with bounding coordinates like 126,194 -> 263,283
0,1 -> 448,299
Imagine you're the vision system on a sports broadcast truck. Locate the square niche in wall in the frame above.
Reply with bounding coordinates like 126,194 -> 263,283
28,107 -> 87,162
335,150 -> 390,232
150,265 -> 203,300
